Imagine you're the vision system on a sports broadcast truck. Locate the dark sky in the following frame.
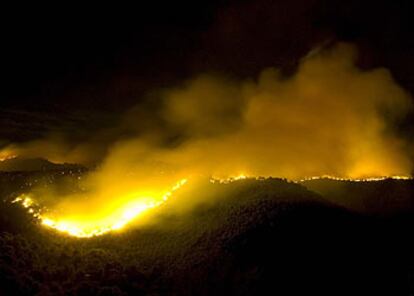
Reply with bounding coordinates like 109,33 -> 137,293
1,0 -> 414,142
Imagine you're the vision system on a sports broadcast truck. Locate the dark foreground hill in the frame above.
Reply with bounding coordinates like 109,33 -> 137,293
1,176 -> 414,295
302,177 -> 414,214
0,157 -> 85,172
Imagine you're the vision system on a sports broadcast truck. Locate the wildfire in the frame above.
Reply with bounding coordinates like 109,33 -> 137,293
209,174 -> 412,184
210,173 -> 249,184
12,194 -> 41,218
11,179 -> 187,238
297,175 -> 412,182
0,151 -> 17,162
10,173 -> 413,238
12,194 -> 34,208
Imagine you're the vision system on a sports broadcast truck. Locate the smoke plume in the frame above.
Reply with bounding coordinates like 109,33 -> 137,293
2,43 -> 413,234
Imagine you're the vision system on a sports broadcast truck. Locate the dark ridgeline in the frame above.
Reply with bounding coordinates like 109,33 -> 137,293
302,177 -> 414,214
0,157 -> 85,172
1,174 -> 414,295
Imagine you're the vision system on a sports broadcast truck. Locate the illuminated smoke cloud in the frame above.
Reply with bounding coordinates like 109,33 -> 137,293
154,43 -> 413,179
4,43 -> 412,178
3,43 -> 413,236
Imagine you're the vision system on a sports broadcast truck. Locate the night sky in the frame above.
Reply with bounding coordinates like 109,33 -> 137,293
1,0 -> 414,142
3,4 -> 414,294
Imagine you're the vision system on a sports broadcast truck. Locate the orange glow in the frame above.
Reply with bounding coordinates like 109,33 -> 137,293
5,44 -> 414,239
210,175 -> 412,184
12,179 -> 187,238
297,175 -> 412,182
0,148 -> 17,162
210,173 -> 248,184
11,174 -> 413,239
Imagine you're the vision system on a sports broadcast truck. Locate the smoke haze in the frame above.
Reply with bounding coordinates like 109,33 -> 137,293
2,43 -> 413,231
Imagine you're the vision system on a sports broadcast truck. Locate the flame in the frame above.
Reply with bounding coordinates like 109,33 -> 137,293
12,195 -> 34,208
10,173 -> 413,238
11,179 -> 187,238
0,149 -> 17,162
209,173 -> 412,184
297,175 -> 412,182
210,173 -> 249,184
12,194 -> 41,218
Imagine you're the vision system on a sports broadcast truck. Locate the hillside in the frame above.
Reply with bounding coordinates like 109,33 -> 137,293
0,157 -> 84,172
302,178 -> 414,214
1,176 -> 414,295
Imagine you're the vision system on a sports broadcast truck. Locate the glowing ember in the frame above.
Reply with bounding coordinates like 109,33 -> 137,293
0,152 -> 17,162
297,175 -> 412,182
12,179 -> 187,238
10,174 -> 413,238
12,194 -> 41,218
210,174 -> 412,184
210,173 -> 249,184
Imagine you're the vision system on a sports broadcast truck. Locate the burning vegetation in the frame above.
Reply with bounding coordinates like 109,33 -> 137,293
1,43 -> 414,239
11,179 -> 187,238
7,173 -> 413,238
0,149 -> 17,162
